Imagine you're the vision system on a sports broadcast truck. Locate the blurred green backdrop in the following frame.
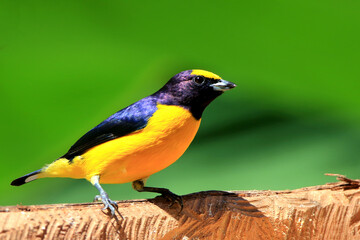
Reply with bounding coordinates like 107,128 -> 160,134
1,0 -> 360,206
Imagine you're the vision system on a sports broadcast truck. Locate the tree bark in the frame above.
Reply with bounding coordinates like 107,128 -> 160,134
1,174 -> 360,240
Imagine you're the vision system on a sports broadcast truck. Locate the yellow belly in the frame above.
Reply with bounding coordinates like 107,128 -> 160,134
43,104 -> 200,184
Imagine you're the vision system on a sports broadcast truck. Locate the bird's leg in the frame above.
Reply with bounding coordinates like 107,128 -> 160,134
132,179 -> 183,212
91,175 -> 120,218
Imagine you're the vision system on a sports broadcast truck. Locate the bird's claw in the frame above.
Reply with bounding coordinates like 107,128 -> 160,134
93,195 -> 102,202
162,192 -> 183,212
99,193 -> 120,218
101,202 -> 117,217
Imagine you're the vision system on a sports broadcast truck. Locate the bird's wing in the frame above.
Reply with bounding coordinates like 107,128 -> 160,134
61,98 -> 158,160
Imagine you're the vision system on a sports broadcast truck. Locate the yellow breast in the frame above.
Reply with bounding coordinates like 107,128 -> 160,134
63,104 -> 201,184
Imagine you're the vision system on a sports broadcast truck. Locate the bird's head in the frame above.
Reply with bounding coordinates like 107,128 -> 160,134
155,69 -> 236,119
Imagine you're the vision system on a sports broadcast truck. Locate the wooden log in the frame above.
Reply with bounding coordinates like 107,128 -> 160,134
1,174 -> 360,240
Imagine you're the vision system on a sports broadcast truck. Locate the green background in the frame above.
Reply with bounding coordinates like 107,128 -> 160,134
1,0 -> 360,206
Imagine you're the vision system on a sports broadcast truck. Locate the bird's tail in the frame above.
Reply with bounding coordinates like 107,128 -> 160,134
11,169 -> 42,186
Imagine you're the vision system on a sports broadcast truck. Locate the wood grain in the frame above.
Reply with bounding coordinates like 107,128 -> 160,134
1,174 -> 360,240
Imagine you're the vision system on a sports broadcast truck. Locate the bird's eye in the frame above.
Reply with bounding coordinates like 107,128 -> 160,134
193,76 -> 205,85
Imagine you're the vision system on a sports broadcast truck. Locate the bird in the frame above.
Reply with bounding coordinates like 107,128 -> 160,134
11,69 -> 236,217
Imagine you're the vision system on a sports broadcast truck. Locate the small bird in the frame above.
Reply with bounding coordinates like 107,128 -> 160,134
11,69 -> 236,217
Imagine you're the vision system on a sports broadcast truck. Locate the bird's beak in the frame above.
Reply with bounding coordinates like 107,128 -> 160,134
210,79 -> 237,92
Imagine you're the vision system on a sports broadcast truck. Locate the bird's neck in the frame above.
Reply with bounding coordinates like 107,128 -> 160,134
151,91 -> 207,120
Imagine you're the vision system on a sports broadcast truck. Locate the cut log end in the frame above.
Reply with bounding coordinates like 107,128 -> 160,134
1,174 -> 360,240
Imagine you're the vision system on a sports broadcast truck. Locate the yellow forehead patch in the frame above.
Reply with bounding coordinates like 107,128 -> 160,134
191,69 -> 221,80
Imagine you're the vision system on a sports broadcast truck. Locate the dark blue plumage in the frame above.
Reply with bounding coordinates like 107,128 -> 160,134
10,169 -> 42,186
63,97 -> 158,160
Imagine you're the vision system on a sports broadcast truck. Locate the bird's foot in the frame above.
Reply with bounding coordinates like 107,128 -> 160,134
98,192 -> 121,218
161,190 -> 183,212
